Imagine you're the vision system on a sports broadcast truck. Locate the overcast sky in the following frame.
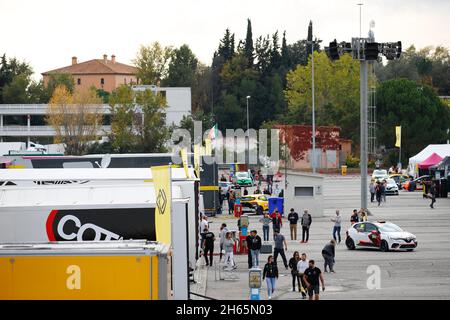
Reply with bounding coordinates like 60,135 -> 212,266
1,0 -> 449,80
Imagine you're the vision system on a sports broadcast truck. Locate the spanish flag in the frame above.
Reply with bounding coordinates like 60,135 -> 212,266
151,165 -> 172,245
395,126 -> 401,148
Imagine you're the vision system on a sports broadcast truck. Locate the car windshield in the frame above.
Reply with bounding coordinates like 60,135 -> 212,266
241,196 -> 254,201
236,172 -> 249,178
373,170 -> 387,176
378,223 -> 403,232
386,179 -> 396,184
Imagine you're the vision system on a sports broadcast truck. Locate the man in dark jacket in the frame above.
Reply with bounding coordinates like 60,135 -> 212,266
288,208 -> 299,240
249,230 -> 262,267
271,209 -> 283,240
262,255 -> 279,300
202,226 -> 215,267
301,210 -> 312,243
245,232 -> 254,269
429,182 -> 436,209
321,239 -> 336,272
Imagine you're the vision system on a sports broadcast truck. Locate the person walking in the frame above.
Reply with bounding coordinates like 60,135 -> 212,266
201,226 -> 215,267
288,251 -> 301,292
321,239 -> 336,273
297,253 -> 309,299
249,230 -> 262,267
271,209 -> 283,240
375,181 -> 382,206
331,210 -> 342,243
245,231 -> 254,269
259,213 -> 272,241
223,232 -> 237,269
429,182 -> 436,209
350,209 -> 359,225
303,260 -> 325,301
220,174 -> 227,182
219,223 -> 229,260
228,189 -> 235,215
381,179 -> 387,202
369,180 -> 376,203
301,209 -> 312,243
243,187 -> 249,196
273,230 -> 288,269
200,215 -> 209,249
288,208 -> 299,240
262,255 -> 279,300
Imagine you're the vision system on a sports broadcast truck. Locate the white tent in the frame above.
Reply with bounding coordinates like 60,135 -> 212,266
408,144 -> 450,176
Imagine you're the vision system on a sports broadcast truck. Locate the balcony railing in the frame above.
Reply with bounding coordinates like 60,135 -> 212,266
0,125 -> 111,136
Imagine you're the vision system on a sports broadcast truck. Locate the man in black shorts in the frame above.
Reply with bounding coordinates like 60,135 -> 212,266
303,259 -> 325,300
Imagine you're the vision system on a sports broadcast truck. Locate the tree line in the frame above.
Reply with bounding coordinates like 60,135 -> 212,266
1,19 -> 449,159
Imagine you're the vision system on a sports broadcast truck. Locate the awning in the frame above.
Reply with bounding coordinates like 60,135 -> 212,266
418,153 -> 443,169
429,156 -> 450,170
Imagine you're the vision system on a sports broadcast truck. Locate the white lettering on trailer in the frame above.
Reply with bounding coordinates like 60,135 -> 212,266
57,215 -> 122,241
66,265 -> 81,290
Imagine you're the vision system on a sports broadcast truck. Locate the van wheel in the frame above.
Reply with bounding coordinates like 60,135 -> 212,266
380,240 -> 389,252
345,237 -> 355,250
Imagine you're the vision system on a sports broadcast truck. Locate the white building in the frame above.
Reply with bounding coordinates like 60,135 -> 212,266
0,87 -> 191,144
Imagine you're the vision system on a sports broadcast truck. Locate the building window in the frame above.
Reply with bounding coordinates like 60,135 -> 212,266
100,78 -> 105,85
294,187 -> 314,197
77,78 -> 81,85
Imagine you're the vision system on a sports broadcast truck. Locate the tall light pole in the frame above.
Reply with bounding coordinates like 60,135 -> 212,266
246,95 -> 251,166
311,31 -> 316,174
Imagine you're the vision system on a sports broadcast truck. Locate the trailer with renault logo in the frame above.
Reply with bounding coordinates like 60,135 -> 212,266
0,168 -> 198,299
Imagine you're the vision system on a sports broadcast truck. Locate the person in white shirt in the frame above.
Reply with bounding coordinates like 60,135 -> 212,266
331,210 -> 342,243
297,253 -> 309,299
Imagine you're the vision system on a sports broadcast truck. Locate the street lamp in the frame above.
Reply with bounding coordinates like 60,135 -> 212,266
246,96 -> 251,166
309,23 -> 316,174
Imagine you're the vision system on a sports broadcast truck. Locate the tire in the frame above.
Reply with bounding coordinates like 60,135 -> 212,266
380,240 -> 389,252
345,237 -> 355,250
256,206 -> 264,215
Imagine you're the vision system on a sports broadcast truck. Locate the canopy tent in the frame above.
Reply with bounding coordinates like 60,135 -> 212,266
418,153 -> 443,169
408,144 -> 450,176
430,156 -> 450,171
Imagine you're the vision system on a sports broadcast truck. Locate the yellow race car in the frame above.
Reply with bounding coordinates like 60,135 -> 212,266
240,195 -> 269,215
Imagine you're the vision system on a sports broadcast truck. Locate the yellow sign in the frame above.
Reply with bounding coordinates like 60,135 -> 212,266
194,144 -> 201,177
205,138 -> 212,156
395,126 -> 401,148
151,165 -> 172,245
0,256 -> 155,300
180,148 -> 189,178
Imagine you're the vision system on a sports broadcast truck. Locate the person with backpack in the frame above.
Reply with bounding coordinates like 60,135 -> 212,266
262,255 -> 279,300
321,239 -> 336,273
301,209 -> 312,243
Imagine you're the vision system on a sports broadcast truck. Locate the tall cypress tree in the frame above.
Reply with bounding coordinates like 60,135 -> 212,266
307,20 -> 313,56
244,18 -> 254,67
281,31 -> 290,68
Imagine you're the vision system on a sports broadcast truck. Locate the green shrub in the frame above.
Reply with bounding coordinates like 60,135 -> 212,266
345,155 -> 360,168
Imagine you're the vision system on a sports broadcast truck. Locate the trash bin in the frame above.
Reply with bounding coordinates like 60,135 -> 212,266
268,197 -> 284,216
341,165 -> 347,176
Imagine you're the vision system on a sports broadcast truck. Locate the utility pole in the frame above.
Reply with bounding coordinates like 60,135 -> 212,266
360,59 -> 368,210
309,21 -> 316,174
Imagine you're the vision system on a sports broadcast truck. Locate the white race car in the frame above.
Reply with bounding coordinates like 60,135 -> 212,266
345,221 -> 417,252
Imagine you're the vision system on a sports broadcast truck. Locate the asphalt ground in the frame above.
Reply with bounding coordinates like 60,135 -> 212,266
199,176 -> 450,300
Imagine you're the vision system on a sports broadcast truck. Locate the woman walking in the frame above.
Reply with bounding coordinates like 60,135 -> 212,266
288,251 -> 301,292
262,255 -> 279,300
223,232 -> 237,270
